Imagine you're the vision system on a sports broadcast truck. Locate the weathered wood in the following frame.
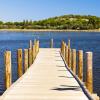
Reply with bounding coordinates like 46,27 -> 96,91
4,51 -> 12,89
61,41 -> 64,56
35,41 -> 38,55
65,45 -> 68,64
32,45 -> 35,62
29,40 -> 32,49
50,38 -> 53,48
60,41 -> 63,53
86,52 -> 93,93
17,49 -> 23,77
34,39 -> 36,45
68,48 -> 71,68
34,40 -> 37,56
63,43 -> 66,59
24,49 -> 28,72
29,48 -> 33,66
36,40 -> 39,53
37,40 -> 39,52
68,39 -> 70,49
78,50 -> 83,81
72,49 -> 76,74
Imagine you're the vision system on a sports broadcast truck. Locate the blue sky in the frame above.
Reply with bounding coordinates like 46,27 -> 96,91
0,0 -> 100,22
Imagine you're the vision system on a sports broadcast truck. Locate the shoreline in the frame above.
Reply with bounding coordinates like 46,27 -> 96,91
0,29 -> 100,32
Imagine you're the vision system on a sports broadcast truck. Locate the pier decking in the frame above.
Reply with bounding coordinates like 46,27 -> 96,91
1,48 -> 89,100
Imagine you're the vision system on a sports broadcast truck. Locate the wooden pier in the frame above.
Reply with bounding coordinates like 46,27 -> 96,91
0,39 -> 99,100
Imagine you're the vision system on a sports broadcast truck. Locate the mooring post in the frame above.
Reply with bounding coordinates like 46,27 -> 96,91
86,52 -> 93,93
68,48 -> 72,68
4,51 -> 12,89
24,49 -> 28,72
37,40 -> 39,53
68,39 -> 70,49
29,48 -> 33,66
72,49 -> 76,74
61,41 -> 63,53
50,38 -> 53,48
36,41 -> 38,55
36,40 -> 39,53
17,49 -> 23,78
30,40 -> 32,49
63,43 -> 66,59
78,50 -> 83,81
34,39 -> 36,45
32,45 -> 35,62
65,45 -> 68,64
62,41 -> 64,56
34,39 -> 36,56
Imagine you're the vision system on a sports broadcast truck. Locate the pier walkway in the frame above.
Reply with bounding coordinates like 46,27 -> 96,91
1,48 -> 89,100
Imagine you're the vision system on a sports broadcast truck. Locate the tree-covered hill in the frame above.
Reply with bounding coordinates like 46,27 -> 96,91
0,15 -> 100,30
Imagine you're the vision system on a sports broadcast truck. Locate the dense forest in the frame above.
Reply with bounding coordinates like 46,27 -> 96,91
0,15 -> 100,30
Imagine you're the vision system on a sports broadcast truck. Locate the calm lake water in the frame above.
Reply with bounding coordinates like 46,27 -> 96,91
0,31 -> 100,96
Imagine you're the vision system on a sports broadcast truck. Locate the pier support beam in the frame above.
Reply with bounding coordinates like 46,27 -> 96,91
17,49 -> 23,77
86,52 -> 93,93
72,49 -> 76,74
78,50 -> 83,81
29,48 -> 33,66
4,51 -> 12,89
65,45 -> 68,64
24,49 -> 28,72
29,40 -> 32,49
68,48 -> 71,68
50,38 -> 53,48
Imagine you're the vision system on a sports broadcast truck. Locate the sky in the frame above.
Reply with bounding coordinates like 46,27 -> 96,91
0,0 -> 100,22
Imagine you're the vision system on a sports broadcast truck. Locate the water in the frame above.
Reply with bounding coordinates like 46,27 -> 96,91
0,31 -> 100,96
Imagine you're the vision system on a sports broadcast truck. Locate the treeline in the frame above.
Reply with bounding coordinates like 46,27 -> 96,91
0,15 -> 100,30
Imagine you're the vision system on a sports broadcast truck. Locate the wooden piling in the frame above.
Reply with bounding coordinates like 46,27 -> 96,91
72,49 -> 76,74
50,38 -> 53,48
24,49 -> 28,72
78,50 -> 83,81
61,41 -> 63,53
61,41 -> 64,56
68,39 -> 70,49
17,49 -> 23,77
63,43 -> 66,59
86,52 -> 93,93
30,40 -> 32,49
4,51 -> 12,89
35,41 -> 38,55
36,40 -> 39,53
37,40 -> 39,52
65,45 -> 68,64
34,41 -> 37,55
29,48 -> 33,66
68,48 -> 71,68
34,39 -> 36,45
32,45 -> 35,62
